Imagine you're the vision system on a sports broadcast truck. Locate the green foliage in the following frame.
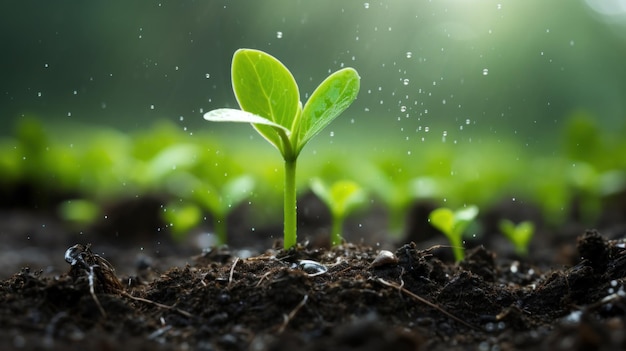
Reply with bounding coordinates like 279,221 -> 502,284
499,219 -> 534,256
310,178 -> 367,246
204,49 -> 360,249
162,202 -> 203,242
428,205 -> 479,262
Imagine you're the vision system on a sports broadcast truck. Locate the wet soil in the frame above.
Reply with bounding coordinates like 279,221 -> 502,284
2,195 -> 626,350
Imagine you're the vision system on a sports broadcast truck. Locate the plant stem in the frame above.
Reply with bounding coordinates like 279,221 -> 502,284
331,215 -> 344,246
283,158 -> 298,249
214,214 -> 227,245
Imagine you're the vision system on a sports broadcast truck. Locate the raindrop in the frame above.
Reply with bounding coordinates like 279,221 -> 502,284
205,73 -> 211,79
400,106 -> 407,112
329,131 -> 334,137
406,51 -> 412,58
297,260 -> 327,276
37,92 -> 42,97
364,2 -> 369,9
276,31 -> 283,39
482,68 -> 489,76
150,104 -> 155,110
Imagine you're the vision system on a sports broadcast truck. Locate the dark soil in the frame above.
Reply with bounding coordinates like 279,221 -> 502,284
2,194 -> 626,350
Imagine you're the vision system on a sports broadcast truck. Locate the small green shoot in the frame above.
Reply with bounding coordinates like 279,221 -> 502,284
310,178 -> 367,246
499,219 -> 534,256
163,202 -> 203,242
204,49 -> 360,249
428,205 -> 479,262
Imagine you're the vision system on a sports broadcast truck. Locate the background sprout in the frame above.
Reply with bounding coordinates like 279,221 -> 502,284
428,205 -> 479,262
167,173 -> 255,245
204,49 -> 360,249
310,178 -> 367,246
162,202 -> 203,242
499,219 -> 535,257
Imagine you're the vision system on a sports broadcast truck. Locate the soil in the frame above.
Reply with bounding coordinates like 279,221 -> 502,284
2,191 -> 626,350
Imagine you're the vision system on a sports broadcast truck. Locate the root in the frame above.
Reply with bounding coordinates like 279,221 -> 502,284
376,278 -> 478,331
277,294 -> 309,333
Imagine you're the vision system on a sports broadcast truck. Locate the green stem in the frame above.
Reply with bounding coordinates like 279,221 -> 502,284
331,215 -> 344,247
449,235 -> 464,262
214,214 -> 227,245
283,158 -> 298,249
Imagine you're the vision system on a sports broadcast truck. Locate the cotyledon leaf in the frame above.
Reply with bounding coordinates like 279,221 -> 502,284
297,68 -> 360,153
231,49 -> 300,154
203,108 -> 291,153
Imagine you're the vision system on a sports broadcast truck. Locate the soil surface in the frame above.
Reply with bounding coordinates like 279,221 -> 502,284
2,193 -> 626,350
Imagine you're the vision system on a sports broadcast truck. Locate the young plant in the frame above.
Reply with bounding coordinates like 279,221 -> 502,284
428,205 -> 479,262
203,49 -> 360,249
310,178 -> 367,246
499,219 -> 534,256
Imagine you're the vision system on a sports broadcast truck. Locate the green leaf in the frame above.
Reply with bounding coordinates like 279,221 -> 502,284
298,68 -> 360,152
231,49 -> 300,155
429,208 -> 454,235
311,178 -> 366,218
203,108 -> 291,152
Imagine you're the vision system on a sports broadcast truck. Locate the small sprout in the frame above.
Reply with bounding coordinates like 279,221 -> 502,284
499,219 -> 535,256
162,202 -> 203,242
370,250 -> 399,268
428,205 -> 479,262
204,49 -> 360,249
310,178 -> 367,246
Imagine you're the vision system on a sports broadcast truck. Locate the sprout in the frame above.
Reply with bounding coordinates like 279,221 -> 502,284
428,205 -> 479,262
499,219 -> 534,256
204,49 -> 360,249
310,178 -> 367,246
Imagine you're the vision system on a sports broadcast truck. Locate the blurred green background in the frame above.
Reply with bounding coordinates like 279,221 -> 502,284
1,1 -> 626,245
2,1 -> 625,143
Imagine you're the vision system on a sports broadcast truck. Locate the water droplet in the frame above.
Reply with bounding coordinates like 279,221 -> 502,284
406,51 -> 412,58
329,131 -> 334,137
297,260 -> 327,276
37,92 -> 42,97
150,104 -> 155,110
400,106 -> 407,112
402,78 -> 410,86
205,73 -> 211,79
364,2 -> 369,9
276,31 -> 283,39
482,68 -> 489,76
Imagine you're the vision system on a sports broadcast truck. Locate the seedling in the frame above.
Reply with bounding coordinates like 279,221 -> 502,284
499,219 -> 534,256
428,205 -> 479,262
204,49 -> 360,249
310,178 -> 367,246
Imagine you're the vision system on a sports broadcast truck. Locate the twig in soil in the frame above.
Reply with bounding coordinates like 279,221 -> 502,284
277,294 -> 309,333
120,291 -> 193,318
228,257 -> 240,288
65,244 -> 192,319
88,265 -> 107,317
256,271 -> 273,287
376,278 -> 478,331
